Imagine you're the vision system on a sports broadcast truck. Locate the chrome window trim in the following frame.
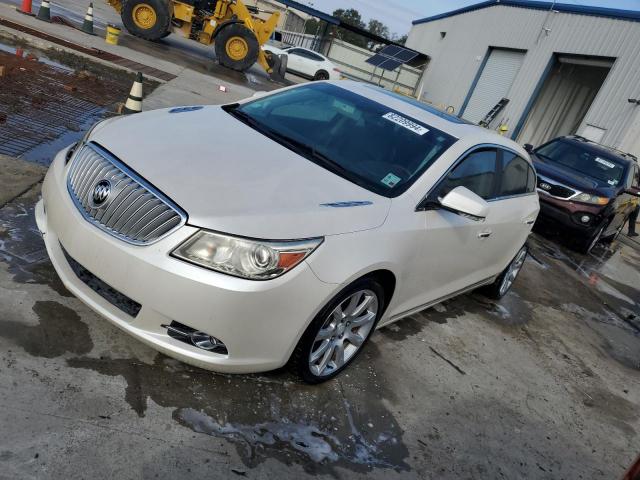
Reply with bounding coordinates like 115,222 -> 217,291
416,143 -> 536,211
66,142 -> 187,246
535,174 -> 581,200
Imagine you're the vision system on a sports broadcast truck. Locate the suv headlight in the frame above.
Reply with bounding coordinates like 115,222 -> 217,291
171,230 -> 323,280
574,193 -> 609,205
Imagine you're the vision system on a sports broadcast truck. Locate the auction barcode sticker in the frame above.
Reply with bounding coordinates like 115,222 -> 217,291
595,157 -> 616,169
382,112 -> 429,135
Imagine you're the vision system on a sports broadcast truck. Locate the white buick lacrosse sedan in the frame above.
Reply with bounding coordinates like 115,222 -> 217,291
36,81 -> 539,383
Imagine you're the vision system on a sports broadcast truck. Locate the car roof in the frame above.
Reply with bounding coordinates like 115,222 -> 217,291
331,80 -> 525,154
296,47 -> 327,58
553,136 -> 638,165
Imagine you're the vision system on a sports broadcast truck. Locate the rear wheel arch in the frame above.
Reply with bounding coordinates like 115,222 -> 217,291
313,69 -> 330,81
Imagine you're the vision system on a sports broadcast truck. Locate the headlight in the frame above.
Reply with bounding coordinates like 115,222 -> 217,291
574,193 -> 609,205
171,230 -> 323,280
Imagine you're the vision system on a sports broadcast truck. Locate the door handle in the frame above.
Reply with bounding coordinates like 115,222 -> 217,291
478,230 -> 492,238
524,219 -> 535,225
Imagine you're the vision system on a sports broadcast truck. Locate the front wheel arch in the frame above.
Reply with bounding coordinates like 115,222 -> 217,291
288,276 -> 386,383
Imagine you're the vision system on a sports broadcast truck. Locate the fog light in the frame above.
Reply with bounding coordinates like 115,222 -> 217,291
580,215 -> 591,223
190,331 -> 224,351
163,321 -> 228,355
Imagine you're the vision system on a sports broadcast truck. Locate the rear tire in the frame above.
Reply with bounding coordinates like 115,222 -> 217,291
214,24 -> 259,72
290,278 -> 384,384
121,0 -> 171,41
481,244 -> 528,300
313,70 -> 329,81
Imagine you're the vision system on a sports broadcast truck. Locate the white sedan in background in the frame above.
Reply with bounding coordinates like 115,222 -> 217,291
36,81 -> 538,384
263,45 -> 341,80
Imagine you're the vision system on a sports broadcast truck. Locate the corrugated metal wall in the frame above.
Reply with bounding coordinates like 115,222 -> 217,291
406,4 -> 640,155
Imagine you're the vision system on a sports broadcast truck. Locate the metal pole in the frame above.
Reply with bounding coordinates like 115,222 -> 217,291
392,68 -> 401,92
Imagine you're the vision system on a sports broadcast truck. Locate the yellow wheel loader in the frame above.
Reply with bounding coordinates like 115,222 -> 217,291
106,0 -> 280,73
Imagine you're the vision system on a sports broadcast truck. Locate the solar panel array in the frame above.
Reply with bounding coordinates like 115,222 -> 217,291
365,45 -> 419,71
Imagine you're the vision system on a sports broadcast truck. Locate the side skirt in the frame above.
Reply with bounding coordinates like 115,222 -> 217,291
377,276 -> 497,329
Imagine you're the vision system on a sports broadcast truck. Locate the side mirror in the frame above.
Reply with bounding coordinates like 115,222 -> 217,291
524,143 -> 534,153
439,186 -> 490,220
625,187 -> 640,197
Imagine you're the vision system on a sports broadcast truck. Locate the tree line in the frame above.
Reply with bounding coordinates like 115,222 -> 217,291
303,8 -> 408,48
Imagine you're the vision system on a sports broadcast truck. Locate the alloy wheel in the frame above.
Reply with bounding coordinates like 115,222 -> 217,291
499,247 -> 527,297
309,289 -> 378,377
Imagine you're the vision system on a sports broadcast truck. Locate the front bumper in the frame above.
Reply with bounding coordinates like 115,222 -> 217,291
36,147 -> 337,373
537,194 -> 604,234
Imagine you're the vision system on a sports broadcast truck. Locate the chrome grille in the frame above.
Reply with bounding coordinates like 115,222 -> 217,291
536,175 -> 577,200
67,143 -> 186,245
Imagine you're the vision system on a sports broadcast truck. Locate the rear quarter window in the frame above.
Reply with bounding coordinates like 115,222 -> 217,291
498,151 -> 536,197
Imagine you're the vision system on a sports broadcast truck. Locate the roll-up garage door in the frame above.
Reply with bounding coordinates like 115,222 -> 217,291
462,48 -> 525,124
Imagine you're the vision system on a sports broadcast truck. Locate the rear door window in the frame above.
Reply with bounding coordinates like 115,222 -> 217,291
307,51 -> 325,61
438,149 -> 498,200
498,151 -> 536,197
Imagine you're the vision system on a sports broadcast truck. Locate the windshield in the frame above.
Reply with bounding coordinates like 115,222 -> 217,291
535,139 -> 626,187
227,83 -> 457,197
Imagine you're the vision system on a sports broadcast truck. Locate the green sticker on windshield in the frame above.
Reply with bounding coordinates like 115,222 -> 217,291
381,173 -> 401,188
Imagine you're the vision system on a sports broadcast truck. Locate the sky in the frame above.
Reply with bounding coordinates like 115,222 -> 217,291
304,0 -> 640,37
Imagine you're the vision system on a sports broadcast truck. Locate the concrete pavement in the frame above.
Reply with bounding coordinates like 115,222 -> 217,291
0,1 -> 282,109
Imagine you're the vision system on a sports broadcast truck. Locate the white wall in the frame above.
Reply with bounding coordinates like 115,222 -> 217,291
326,40 -> 424,95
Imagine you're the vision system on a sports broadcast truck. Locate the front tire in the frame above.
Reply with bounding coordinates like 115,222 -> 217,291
481,244 -> 528,299
579,222 -> 606,254
121,0 -> 171,41
214,24 -> 259,72
290,278 -> 384,384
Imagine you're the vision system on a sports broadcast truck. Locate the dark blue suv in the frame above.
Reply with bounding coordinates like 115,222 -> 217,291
525,136 -> 640,253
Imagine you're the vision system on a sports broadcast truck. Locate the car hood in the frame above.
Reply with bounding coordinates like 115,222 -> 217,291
90,106 -> 391,239
532,155 -> 616,196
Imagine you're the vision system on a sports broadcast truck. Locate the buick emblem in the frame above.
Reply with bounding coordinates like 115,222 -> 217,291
539,182 -> 552,191
90,180 -> 112,208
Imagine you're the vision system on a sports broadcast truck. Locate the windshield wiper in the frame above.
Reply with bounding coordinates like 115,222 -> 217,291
229,108 -> 364,186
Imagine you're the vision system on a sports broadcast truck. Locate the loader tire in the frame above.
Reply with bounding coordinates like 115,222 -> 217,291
215,23 -> 259,72
121,0 -> 171,41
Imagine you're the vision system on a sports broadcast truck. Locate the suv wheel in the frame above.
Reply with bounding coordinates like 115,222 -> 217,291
290,278 -> 384,384
603,217 -> 626,244
481,244 -> 528,299
580,222 -> 606,254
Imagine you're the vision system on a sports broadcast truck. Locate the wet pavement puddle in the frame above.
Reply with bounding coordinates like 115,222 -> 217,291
0,36 -> 158,165
63,351 -> 410,474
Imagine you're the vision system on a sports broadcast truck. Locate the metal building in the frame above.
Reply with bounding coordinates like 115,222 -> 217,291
406,1 -> 640,156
